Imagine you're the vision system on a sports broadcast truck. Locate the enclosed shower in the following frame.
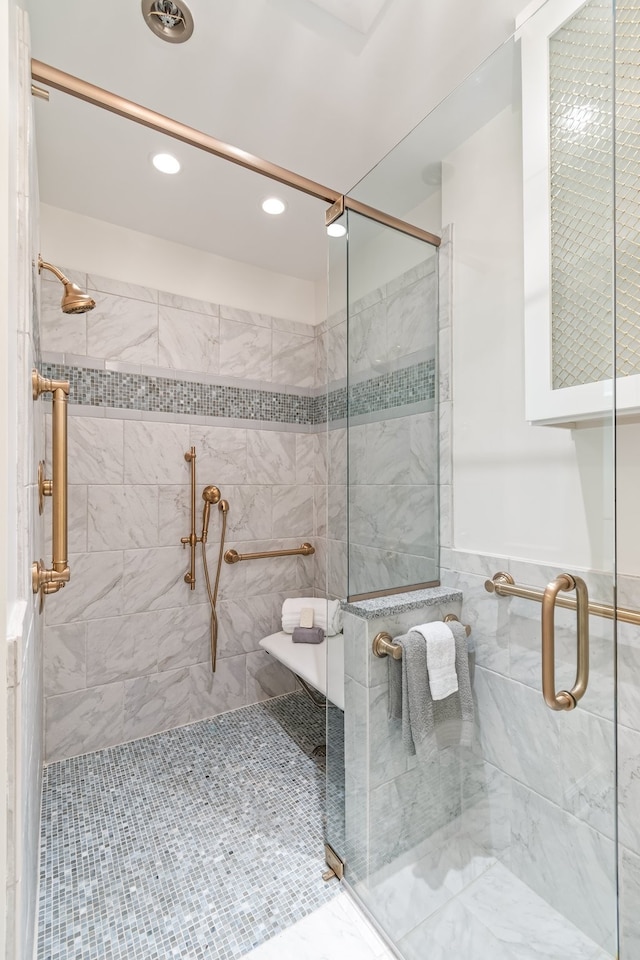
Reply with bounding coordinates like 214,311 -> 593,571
320,1 -> 638,955
5,0 -> 640,957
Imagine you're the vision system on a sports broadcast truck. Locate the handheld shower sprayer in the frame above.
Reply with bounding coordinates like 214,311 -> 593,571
200,487 -> 228,674
201,485 -> 221,542
181,448 -> 229,674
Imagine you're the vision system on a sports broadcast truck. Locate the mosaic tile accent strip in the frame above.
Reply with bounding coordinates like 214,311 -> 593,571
343,360 -> 435,422
39,359 -> 435,425
38,692 -> 338,960
40,362 -> 316,425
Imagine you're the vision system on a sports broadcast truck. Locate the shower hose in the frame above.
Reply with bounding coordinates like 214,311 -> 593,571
201,501 -> 228,673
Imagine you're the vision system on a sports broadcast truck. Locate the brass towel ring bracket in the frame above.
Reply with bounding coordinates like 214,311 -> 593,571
372,614 -> 471,660
32,369 -> 71,607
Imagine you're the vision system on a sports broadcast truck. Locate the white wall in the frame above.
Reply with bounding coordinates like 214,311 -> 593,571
443,103 -> 639,576
3,6 -> 47,959
0,0 -> 14,953
616,422 -> 640,576
40,204 -> 320,326
348,191 -> 442,305
324,191 -> 442,320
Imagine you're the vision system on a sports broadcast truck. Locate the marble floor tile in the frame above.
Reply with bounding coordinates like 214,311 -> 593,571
459,862 -> 612,959
239,893 -> 392,960
398,862 -> 613,960
362,834 -> 495,942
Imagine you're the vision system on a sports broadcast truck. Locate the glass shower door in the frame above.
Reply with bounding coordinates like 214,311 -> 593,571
325,5 -> 619,957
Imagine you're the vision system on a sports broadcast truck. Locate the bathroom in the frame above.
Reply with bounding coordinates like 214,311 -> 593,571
2,0 -> 640,957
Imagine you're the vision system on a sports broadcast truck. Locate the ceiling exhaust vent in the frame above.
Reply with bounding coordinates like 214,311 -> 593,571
141,0 -> 194,43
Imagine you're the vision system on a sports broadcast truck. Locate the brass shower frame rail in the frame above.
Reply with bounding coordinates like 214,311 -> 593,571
224,543 -> 315,564
485,571 -> 640,626
30,59 -> 441,248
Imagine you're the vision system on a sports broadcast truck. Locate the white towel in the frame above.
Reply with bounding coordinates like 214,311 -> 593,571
282,597 -> 343,637
412,621 -> 458,700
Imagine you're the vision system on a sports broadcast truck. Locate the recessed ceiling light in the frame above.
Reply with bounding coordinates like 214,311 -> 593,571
261,197 -> 286,215
327,222 -> 347,238
152,153 -> 181,174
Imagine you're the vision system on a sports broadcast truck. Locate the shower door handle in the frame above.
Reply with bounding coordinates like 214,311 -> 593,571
541,573 -> 589,711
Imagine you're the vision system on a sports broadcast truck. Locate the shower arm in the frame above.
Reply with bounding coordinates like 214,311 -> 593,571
39,257 -> 68,284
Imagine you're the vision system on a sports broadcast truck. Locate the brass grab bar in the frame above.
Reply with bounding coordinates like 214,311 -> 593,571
541,574 -> 589,711
372,614 -> 471,659
32,369 -> 71,603
484,571 -> 640,626
224,543 -> 315,564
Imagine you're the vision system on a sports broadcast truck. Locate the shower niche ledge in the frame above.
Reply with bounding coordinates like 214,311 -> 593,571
342,585 -> 463,620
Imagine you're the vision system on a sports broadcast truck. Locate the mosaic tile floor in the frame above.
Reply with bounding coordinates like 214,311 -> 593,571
38,692 -> 340,960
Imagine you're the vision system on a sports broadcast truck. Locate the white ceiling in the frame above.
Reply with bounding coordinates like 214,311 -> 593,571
26,0 -> 526,281
307,0 -> 388,33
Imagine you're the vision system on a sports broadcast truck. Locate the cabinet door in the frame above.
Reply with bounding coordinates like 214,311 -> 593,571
521,0 -> 640,423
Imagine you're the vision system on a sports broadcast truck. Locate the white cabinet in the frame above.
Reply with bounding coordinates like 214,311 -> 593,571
519,0 -> 640,424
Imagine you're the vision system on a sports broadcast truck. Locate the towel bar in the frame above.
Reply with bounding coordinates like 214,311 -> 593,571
484,570 -> 640,626
372,614 -> 471,659
224,542 -> 315,564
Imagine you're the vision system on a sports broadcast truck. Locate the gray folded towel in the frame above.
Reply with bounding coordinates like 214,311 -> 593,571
388,620 -> 474,761
292,626 -> 325,644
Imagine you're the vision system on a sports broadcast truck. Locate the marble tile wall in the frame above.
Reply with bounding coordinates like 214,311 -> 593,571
40,269 -> 323,762
342,594 -> 466,885
41,272 -> 317,388
617,574 -> 640,959
438,549 -> 622,955
319,256 -> 439,602
6,16 -> 46,960
339,550 -> 624,955
347,258 -> 438,599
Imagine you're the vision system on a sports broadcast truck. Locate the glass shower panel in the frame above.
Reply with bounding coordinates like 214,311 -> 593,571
325,218 -> 348,867
615,3 -> 640,956
327,10 -> 619,959
346,214 -> 439,600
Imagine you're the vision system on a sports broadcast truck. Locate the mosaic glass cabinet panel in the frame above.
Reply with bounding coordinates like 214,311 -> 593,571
520,0 -> 640,423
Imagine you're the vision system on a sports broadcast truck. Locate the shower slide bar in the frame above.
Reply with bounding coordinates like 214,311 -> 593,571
31,369 -> 71,604
224,543 -> 315,564
372,614 -> 471,660
180,446 -> 223,590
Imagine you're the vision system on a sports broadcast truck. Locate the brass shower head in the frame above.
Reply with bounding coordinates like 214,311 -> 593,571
38,256 -> 96,314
